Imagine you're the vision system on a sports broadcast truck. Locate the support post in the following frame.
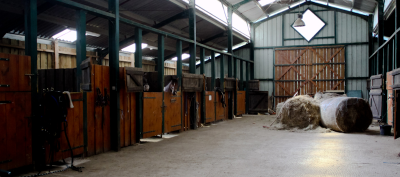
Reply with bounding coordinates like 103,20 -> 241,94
234,57 -> 237,116
397,0 -> 400,68
200,47 -> 205,123
250,24 -> 255,80
76,9 -> 87,153
158,34 -> 165,133
368,14 -> 373,77
240,60 -> 243,90
227,6 -> 233,78
378,0 -> 384,74
108,0 -> 120,151
246,62 -> 250,113
25,0 -> 38,165
189,0 -> 196,73
135,27 -> 143,140
76,9 -> 86,91
211,51 -> 215,90
220,55 -> 225,90
177,40 -> 183,90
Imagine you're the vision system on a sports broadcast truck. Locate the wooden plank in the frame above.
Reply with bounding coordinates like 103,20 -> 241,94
18,55 -> 31,92
130,93 -> 137,145
94,65 -> 103,154
119,68 -> 125,147
164,92 -> 182,133
142,92 -> 163,138
0,53 -> 10,92
14,93 -> 25,168
205,91 -> 215,123
0,93 -> 7,170
102,66 -> 111,152
236,91 -> 246,116
5,93 -> 16,169
24,93 -> 32,166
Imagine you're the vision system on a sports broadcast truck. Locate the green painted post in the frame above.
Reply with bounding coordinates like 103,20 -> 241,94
234,57 -> 237,116
368,15 -> 373,77
397,0 -> 400,68
76,9 -> 87,153
176,40 -> 182,131
108,0 -> 120,151
220,55 -> 225,90
246,62 -> 250,113
378,0 -> 384,75
250,24 -> 255,80
200,47 -> 205,123
211,51 -> 216,90
25,0 -> 38,165
158,34 -> 165,133
177,40 -> 183,90
334,11 -> 337,44
135,27 -> 143,140
227,6 -> 233,78
189,0 -> 196,73
240,60 -> 244,90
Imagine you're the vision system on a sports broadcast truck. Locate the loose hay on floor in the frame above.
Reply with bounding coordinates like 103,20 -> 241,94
278,95 -> 321,130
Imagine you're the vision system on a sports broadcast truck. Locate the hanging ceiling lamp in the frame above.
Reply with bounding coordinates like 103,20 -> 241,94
293,3 -> 305,27
293,13 -> 305,27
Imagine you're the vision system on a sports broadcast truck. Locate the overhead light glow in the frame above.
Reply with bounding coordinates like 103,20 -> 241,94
121,43 -> 148,53
258,0 -> 275,6
172,53 -> 190,61
52,29 -> 101,42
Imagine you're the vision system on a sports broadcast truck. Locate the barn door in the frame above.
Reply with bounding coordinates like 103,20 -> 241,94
248,91 -> 269,114
369,74 -> 383,120
274,46 -> 345,107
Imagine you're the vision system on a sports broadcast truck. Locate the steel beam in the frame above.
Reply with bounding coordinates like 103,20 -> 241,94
25,0 -> 38,166
397,0 -> 400,68
227,6 -> 233,77
177,40 -> 183,90
246,62 -> 250,113
368,14 -> 373,77
220,55 -> 225,90
189,0 -> 196,73
76,9 -> 87,153
378,0 -> 384,74
211,51 -> 216,90
240,60 -> 244,90
76,10 -> 86,91
108,0 -> 120,151
135,27 -> 143,140
158,34 -> 165,133
234,57 -> 237,116
232,0 -> 253,10
250,24 -> 255,80
200,47 -> 205,123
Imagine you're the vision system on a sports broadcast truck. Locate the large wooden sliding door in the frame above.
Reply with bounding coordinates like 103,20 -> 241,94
274,46 -> 345,107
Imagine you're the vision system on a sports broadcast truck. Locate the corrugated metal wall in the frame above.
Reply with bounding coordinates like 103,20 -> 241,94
254,4 -> 370,100
196,47 -> 249,81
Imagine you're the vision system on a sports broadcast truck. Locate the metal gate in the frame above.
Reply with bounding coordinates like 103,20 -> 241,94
274,46 -> 345,107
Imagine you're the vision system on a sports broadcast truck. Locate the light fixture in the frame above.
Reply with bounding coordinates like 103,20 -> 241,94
293,13 -> 305,27
293,3 -> 305,28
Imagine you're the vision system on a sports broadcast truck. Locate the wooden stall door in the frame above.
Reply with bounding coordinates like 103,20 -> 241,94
369,74 -> 383,120
87,65 -> 111,156
216,92 -> 225,121
0,53 -> 31,92
387,72 -> 394,125
395,91 -> 400,139
205,91 -> 216,123
248,91 -> 269,114
164,92 -> 182,133
143,92 -> 163,138
236,91 -> 246,116
274,47 -> 345,107
0,92 -> 32,170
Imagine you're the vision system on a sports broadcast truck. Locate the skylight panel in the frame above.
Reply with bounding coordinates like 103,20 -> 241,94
232,13 -> 250,37
171,53 -> 191,61
121,43 -> 148,53
52,29 -> 101,42
258,0 -> 275,6
196,0 -> 228,24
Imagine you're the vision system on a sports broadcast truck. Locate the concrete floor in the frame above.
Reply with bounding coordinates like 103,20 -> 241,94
47,115 -> 400,177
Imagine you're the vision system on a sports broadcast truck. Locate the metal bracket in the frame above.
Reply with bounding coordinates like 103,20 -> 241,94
0,58 -> 9,61
0,159 -> 11,164
0,85 -> 10,87
0,101 -> 12,104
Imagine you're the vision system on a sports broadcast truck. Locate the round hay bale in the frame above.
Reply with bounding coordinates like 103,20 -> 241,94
320,97 -> 372,132
279,95 -> 321,129
314,92 -> 346,103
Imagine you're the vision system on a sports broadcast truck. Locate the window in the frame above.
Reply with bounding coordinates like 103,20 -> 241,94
52,29 -> 100,42
292,9 -> 326,42
121,43 -> 148,53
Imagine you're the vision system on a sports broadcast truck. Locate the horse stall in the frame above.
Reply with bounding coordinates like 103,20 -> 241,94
142,72 -> 163,138
119,67 -> 141,147
224,78 -> 236,120
163,75 -> 182,133
215,78 -> 226,121
80,60 -> 111,156
181,73 -> 204,130
236,91 -> 246,116
0,53 -> 32,170
204,77 -> 216,123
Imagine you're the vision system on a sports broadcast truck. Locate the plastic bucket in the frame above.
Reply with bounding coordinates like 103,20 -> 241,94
380,125 -> 392,136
